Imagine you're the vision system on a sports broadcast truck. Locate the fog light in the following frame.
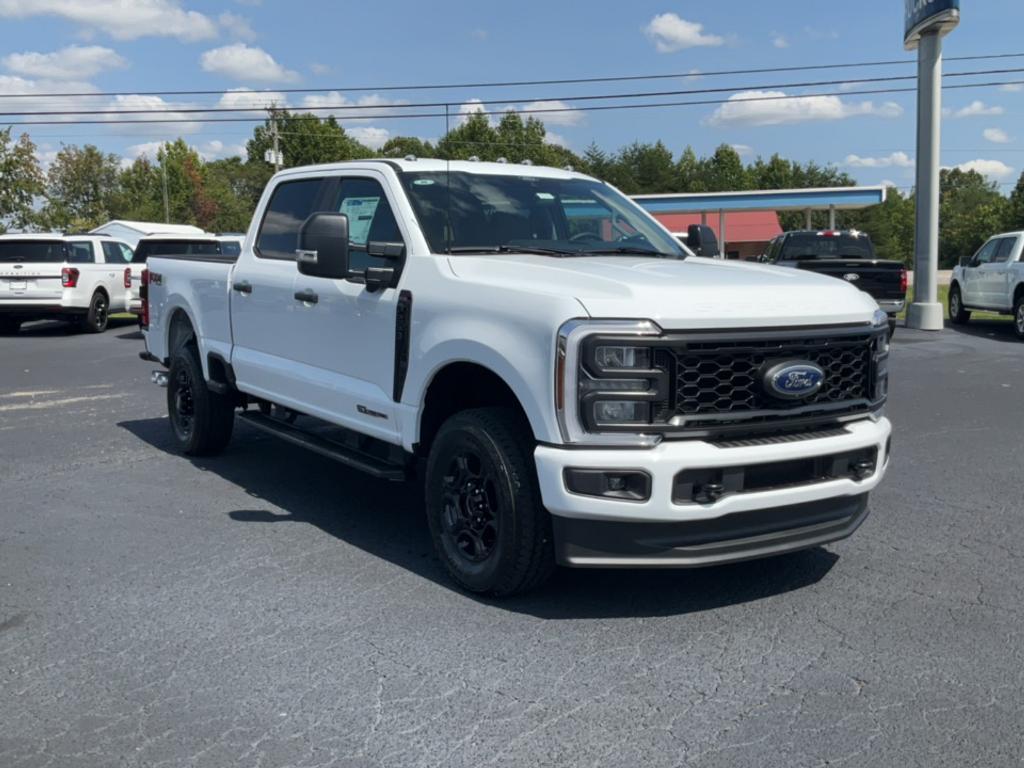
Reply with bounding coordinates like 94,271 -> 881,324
594,400 -> 650,424
564,469 -> 651,501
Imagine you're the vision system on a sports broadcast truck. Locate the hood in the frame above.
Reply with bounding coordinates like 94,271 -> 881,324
447,255 -> 880,329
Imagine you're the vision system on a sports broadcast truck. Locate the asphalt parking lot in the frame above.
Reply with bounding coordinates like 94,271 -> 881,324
2,318 -> 1023,767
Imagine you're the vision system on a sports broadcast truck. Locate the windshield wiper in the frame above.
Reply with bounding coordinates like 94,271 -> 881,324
446,245 -> 578,257
577,246 -> 680,259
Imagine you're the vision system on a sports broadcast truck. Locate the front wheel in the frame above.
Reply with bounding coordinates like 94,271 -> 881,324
1014,296 -> 1024,340
425,408 -> 555,596
949,286 -> 970,325
167,344 -> 235,456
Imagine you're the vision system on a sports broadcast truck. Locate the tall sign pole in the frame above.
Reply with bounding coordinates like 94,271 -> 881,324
905,0 -> 960,331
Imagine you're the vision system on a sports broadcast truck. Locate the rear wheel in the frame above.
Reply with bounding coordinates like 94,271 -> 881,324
78,291 -> 109,333
167,343 -> 235,456
0,317 -> 20,335
425,408 -> 555,596
949,285 -> 970,325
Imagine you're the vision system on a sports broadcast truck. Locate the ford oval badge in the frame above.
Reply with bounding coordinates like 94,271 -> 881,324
764,361 -> 825,400
843,273 -> 860,282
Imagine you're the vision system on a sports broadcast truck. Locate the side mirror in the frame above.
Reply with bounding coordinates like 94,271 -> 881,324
297,212 -> 350,280
686,224 -> 720,258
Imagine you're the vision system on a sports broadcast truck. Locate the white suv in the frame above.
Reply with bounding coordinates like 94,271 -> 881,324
0,233 -> 135,334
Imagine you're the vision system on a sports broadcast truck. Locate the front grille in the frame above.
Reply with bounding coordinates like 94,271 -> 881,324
657,327 -> 883,436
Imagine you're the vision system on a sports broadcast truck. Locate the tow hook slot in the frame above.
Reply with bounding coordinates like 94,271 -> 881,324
151,370 -> 168,388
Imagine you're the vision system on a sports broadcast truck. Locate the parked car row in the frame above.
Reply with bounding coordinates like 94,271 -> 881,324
0,232 -> 242,334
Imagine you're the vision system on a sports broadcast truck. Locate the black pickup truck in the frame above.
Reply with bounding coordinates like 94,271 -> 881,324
762,230 -> 906,335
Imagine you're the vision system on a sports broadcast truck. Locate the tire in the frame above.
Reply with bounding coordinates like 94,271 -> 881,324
949,285 -> 970,325
0,316 -> 20,335
166,343 -> 235,456
425,408 -> 555,596
79,291 -> 109,333
1014,296 -> 1024,341
888,318 -> 897,338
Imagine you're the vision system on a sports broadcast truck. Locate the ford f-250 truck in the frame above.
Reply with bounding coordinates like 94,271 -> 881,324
142,159 -> 892,596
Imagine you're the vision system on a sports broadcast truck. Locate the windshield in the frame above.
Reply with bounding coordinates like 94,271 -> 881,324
0,240 -> 65,263
781,232 -> 875,260
400,171 -> 687,258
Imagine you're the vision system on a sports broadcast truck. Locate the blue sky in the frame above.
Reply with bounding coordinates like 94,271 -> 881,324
0,0 -> 1021,192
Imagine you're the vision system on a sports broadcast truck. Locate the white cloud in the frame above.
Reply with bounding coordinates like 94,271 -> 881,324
35,144 -> 60,173
519,100 -> 583,127
844,151 -> 914,169
347,127 -> 390,150
879,179 -> 898,189
310,62 -> 330,76
2,45 -> 126,80
545,131 -> 569,149
1000,83 -> 1023,93
217,87 -> 288,112
645,13 -> 723,53
299,92 -> 403,123
772,33 -> 789,49
707,90 -> 903,126
0,74 -> 98,118
122,138 -> 247,168
953,159 -> 1015,182
0,0 -> 217,41
983,128 -> 1011,144
105,94 -> 202,134
201,44 -> 299,83
947,101 -> 1005,118
197,139 -> 247,160
456,98 -> 492,126
730,143 -> 754,157
218,11 -> 256,41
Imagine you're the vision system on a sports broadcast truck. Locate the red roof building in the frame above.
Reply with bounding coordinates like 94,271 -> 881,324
652,211 -> 783,260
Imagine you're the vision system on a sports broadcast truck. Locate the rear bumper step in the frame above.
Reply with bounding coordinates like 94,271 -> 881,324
238,411 -> 408,481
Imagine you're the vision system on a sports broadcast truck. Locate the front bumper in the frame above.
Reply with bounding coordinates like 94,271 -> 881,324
535,416 -> 891,567
876,299 -> 905,314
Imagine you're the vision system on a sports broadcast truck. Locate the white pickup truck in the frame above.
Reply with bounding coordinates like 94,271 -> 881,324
0,233 -> 135,334
142,159 -> 892,595
949,231 -> 1024,338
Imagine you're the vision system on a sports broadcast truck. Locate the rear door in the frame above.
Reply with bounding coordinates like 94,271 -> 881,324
230,175 -> 336,404
0,239 -> 67,303
102,240 -> 135,310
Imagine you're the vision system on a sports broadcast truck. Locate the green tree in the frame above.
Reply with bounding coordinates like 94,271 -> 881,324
380,136 -> 435,159
205,157 -> 266,232
112,156 -> 163,222
610,141 -> 677,194
0,127 -> 44,232
705,144 -> 750,192
436,111 -> 499,160
247,109 -> 375,170
938,168 -> 1009,267
40,144 -> 122,231
1005,170 -> 1024,232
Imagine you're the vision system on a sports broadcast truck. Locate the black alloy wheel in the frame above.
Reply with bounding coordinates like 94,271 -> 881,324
169,364 -> 196,443
441,451 -> 500,564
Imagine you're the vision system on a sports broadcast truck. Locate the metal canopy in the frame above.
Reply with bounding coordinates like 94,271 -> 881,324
632,186 -> 887,215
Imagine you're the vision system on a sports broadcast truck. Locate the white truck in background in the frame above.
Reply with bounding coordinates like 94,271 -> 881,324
949,231 -> 1024,338
142,159 -> 893,596
0,233 -> 135,334
126,234 -> 244,314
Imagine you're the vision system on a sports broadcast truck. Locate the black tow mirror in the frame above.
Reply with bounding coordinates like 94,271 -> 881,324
297,212 -> 350,280
686,224 -> 720,258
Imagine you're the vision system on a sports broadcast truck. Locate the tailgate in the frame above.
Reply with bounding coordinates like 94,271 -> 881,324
798,261 -> 904,300
0,264 -> 64,301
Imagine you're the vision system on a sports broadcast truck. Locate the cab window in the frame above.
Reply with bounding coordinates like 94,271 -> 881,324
102,241 -> 133,264
992,237 -> 1016,264
66,241 -> 96,264
256,178 -> 331,260
333,177 -> 404,274
972,239 -> 1000,266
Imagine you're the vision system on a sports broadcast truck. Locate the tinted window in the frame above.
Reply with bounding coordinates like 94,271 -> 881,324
335,178 -> 403,273
218,240 -> 241,257
778,233 -> 875,260
133,240 -> 221,262
67,241 -> 95,264
992,238 -> 1015,263
972,239 -> 999,266
0,240 -> 65,263
256,178 -> 328,260
102,241 -> 133,264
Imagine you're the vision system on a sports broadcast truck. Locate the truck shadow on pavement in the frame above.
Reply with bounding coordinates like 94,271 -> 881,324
944,318 -> 1020,345
120,416 -> 839,619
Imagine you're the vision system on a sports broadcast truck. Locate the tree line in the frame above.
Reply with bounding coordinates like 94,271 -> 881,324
1,108 -> 1022,267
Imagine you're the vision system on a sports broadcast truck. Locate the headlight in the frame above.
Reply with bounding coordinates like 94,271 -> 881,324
872,308 -> 888,328
594,345 -> 651,370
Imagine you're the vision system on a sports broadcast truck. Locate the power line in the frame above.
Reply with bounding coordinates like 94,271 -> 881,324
2,67 -> 1022,119
3,79 -> 1021,127
1,52 -> 1023,101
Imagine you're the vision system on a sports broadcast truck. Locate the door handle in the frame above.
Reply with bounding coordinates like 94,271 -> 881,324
294,289 -> 319,304
232,280 -> 253,294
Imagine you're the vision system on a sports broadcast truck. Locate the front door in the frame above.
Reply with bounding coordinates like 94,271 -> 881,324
979,236 -> 1016,310
961,238 -> 999,306
287,173 -> 408,444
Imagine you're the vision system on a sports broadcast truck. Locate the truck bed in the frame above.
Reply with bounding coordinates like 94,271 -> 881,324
795,259 -> 905,301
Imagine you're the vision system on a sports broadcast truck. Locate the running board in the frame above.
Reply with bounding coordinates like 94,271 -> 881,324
237,411 -> 408,481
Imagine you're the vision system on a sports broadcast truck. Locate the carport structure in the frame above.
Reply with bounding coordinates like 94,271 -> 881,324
633,186 -> 887,258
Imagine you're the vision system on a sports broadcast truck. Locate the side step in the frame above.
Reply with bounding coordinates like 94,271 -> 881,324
237,411 -> 408,481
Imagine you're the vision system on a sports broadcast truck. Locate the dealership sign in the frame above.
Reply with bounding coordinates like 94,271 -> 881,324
905,0 -> 960,49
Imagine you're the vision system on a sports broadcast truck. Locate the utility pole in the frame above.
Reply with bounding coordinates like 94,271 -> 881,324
271,111 -> 282,173
904,0 -> 960,331
160,160 -> 170,224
